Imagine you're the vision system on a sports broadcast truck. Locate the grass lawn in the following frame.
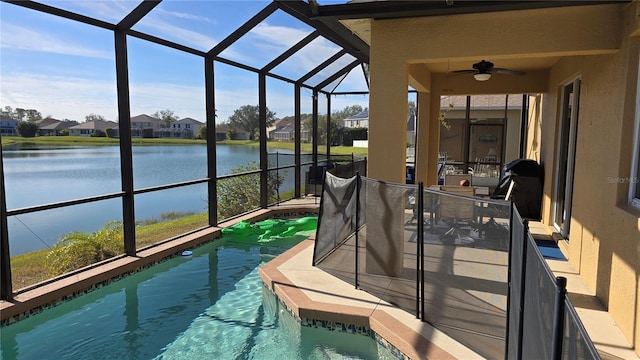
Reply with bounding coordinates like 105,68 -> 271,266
9,189 -> 301,291
10,212 -> 214,289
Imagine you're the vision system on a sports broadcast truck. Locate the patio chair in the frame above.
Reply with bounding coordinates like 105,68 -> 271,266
438,185 -> 476,244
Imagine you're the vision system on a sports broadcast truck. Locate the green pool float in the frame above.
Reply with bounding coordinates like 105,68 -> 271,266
222,216 -> 317,240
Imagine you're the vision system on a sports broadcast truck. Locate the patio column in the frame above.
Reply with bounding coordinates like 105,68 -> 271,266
414,92 -> 440,186
366,56 -> 407,277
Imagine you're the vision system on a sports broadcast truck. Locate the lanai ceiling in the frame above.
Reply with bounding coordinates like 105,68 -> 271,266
312,0 -> 630,76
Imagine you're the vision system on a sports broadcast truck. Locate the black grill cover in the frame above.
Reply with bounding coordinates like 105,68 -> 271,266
491,159 -> 543,220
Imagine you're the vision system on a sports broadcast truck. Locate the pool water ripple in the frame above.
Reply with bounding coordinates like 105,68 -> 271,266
1,232 -> 397,360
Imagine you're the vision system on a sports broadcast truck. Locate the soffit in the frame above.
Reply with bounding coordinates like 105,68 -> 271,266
332,1 -> 628,75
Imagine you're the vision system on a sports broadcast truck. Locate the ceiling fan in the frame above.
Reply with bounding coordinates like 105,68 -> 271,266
452,60 -> 526,81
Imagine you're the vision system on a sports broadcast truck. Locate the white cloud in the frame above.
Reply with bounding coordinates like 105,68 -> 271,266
47,0 -> 138,23
155,8 -> 214,24
0,23 -> 112,59
251,22 -> 310,48
0,71 -> 318,123
1,73 -> 118,120
137,15 -> 218,51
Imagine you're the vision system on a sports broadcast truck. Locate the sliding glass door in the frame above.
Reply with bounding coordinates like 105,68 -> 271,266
553,78 -> 581,238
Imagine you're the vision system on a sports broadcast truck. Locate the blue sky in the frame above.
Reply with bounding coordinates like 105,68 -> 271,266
0,0 -> 369,123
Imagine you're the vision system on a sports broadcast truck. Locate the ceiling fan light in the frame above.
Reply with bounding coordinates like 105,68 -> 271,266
474,73 -> 491,81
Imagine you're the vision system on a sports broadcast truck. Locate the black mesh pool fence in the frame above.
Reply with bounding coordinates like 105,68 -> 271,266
314,172 -> 601,360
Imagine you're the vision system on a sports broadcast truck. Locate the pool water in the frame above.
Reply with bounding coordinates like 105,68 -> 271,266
0,231 -> 398,360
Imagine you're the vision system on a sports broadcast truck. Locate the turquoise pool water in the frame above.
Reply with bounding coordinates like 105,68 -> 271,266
0,231 -> 398,360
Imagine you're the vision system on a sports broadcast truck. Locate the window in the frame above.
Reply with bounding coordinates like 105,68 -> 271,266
631,61 -> 640,209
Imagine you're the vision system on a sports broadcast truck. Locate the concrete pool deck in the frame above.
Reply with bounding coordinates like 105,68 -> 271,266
262,199 -> 639,360
259,237 -> 483,360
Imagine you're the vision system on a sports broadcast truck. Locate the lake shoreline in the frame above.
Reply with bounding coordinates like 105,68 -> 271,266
0,136 -> 368,157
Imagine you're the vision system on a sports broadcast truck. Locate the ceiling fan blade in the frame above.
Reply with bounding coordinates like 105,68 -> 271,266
451,69 -> 476,74
490,68 -> 526,76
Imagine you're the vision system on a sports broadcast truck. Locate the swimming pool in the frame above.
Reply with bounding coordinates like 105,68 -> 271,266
0,230 -> 398,360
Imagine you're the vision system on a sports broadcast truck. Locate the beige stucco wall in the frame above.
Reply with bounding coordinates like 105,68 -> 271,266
367,1 -> 640,353
539,4 -> 640,350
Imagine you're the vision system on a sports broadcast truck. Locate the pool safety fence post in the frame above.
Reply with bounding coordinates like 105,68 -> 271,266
351,153 -> 355,176
516,219 -> 528,360
354,172 -> 360,289
294,83 -> 301,199
259,72 -> 268,209
417,182 -> 424,320
551,276 -> 567,360
276,152 -> 281,205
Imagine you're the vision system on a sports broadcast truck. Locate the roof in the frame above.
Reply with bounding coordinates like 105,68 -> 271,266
35,118 -> 60,126
40,120 -> 78,130
177,117 -> 203,124
344,110 -> 368,121
314,1 -> 627,21
215,123 -> 249,134
70,120 -> 118,130
0,115 -> 17,124
131,114 -> 162,124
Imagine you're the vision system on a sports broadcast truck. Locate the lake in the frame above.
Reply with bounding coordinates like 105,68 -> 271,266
3,144 -> 313,256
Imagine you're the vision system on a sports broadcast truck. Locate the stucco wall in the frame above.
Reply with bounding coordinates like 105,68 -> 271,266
367,1 -> 639,353
540,4 -> 640,350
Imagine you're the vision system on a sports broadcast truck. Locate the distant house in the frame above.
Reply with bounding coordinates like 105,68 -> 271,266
0,115 -> 18,136
131,114 -> 163,130
68,120 -> 118,136
343,110 -> 369,128
268,116 -> 311,142
215,123 -> 230,141
130,114 -> 163,137
269,118 -> 295,141
35,117 -> 60,128
171,117 -> 204,139
154,127 -> 192,139
38,119 -> 78,136
215,123 -> 250,141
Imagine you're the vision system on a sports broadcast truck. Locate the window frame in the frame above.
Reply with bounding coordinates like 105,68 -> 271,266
630,60 -> 640,209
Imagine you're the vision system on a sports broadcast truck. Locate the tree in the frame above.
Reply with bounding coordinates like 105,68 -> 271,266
16,121 -> 39,137
197,125 -> 207,140
85,113 -> 105,122
1,106 -> 42,121
1,106 -> 12,117
153,109 -> 178,128
14,108 -> 26,121
228,105 -> 276,140
408,101 -> 416,118
226,127 -> 236,140
25,109 -> 42,122
303,105 -> 364,145
332,105 -> 364,122
217,161 -> 283,220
